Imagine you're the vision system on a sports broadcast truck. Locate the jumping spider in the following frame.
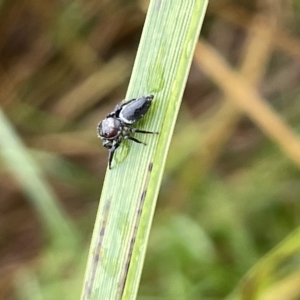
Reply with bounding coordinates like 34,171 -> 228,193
97,95 -> 158,169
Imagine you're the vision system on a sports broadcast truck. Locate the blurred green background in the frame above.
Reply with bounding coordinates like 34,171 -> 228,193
1,0 -> 300,299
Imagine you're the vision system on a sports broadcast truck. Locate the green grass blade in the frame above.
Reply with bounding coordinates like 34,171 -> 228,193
226,228 -> 300,300
81,1 -> 208,299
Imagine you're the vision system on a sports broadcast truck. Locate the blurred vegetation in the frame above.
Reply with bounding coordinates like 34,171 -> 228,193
0,0 -> 300,300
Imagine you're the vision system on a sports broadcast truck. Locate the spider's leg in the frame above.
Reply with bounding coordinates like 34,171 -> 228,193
108,150 -> 114,170
126,136 -> 147,145
107,141 -> 121,169
130,128 -> 159,134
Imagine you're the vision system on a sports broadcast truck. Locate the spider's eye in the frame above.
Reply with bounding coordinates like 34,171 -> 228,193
98,118 -> 121,139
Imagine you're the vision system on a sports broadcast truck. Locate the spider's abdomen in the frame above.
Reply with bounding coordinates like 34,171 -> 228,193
119,95 -> 154,124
